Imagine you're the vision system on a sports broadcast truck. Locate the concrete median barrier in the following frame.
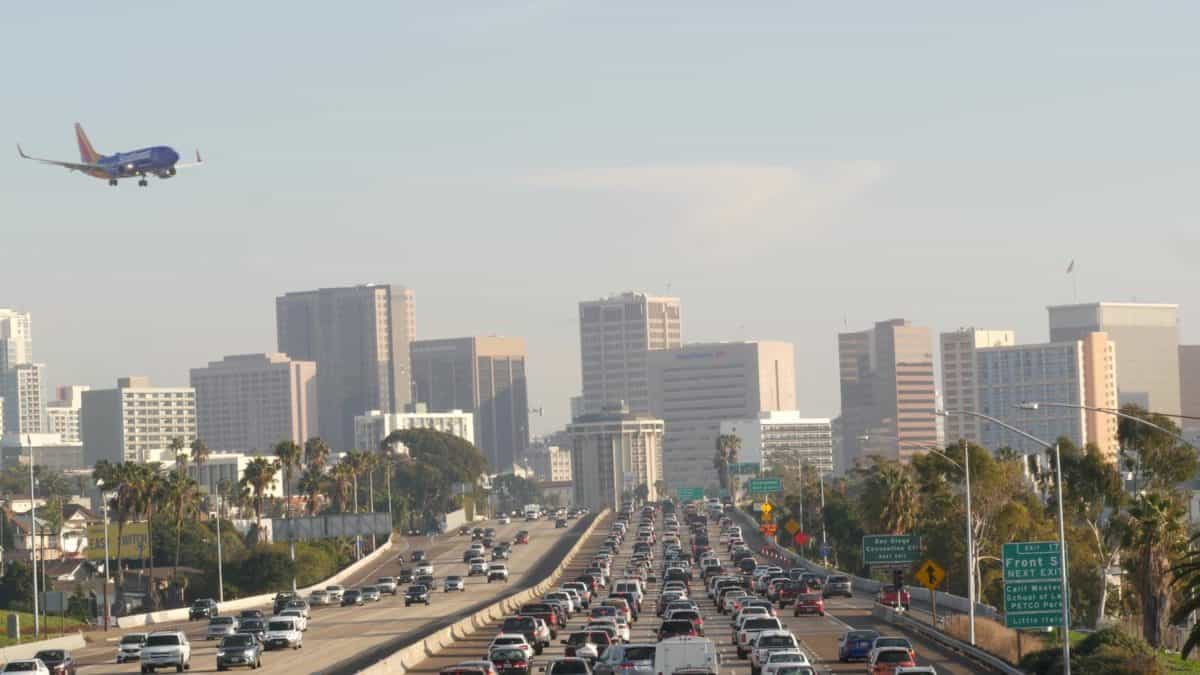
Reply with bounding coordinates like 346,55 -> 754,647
0,633 -> 86,663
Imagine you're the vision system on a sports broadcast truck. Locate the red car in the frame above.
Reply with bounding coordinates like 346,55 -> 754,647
876,585 -> 911,610
515,532 -> 530,545
793,592 -> 825,617
869,647 -> 917,673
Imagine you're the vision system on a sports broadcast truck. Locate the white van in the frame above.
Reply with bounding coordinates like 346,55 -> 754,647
614,579 -> 645,609
653,636 -> 720,675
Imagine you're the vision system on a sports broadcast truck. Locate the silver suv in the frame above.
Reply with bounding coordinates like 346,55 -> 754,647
140,631 -> 191,672
823,575 -> 852,598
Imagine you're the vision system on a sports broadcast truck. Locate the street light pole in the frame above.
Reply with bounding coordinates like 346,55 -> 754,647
99,486 -> 112,631
939,409 -> 1070,673
961,438 -> 976,647
28,435 -> 39,639
215,492 -> 224,604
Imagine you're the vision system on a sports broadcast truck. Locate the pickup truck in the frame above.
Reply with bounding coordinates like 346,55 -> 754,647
876,585 -> 911,610
774,580 -> 806,608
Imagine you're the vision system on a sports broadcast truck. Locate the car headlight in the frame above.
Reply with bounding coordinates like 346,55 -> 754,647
245,649 -> 257,658
217,651 -> 227,657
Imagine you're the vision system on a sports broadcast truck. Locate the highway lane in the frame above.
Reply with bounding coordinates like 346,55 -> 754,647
76,515 -> 590,674
404,506 -> 995,675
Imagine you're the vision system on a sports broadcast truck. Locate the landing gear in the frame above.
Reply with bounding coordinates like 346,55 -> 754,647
138,178 -> 148,187
108,178 -> 118,186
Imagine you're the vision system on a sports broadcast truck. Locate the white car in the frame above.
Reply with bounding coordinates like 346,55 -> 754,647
488,634 -> 535,659
415,562 -> 435,576
545,591 -> 576,614
586,617 -> 628,643
469,558 -> 490,576
308,589 -> 332,606
279,608 -> 308,631
760,649 -> 811,675
499,516 -> 512,524
445,575 -> 466,592
140,631 -> 192,672
265,617 -> 303,650
749,630 -> 801,675
116,632 -> 149,663
732,605 -> 771,629
324,585 -> 345,602
736,617 -> 784,658
1,661 -> 49,675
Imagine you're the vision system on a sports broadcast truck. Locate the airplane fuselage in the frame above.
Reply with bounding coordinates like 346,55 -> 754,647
89,145 -> 181,180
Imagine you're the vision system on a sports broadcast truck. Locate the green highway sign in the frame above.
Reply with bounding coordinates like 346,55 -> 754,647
863,534 -> 921,565
747,478 -> 783,495
731,462 -> 761,475
676,486 -> 704,502
1003,541 -> 1064,629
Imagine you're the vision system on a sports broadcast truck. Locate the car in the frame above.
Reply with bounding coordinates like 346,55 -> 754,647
869,637 -> 917,664
493,547 -> 511,561
653,636 -> 719,675
469,558 -> 490,576
412,550 -> 427,562
189,598 -> 218,621
273,591 -> 298,614
515,531 -> 530,544
237,618 -> 266,642
308,589 -> 331,606
799,573 -> 823,590
792,593 -> 825,617
820,574 -> 852,597
216,633 -> 262,671
736,617 -> 784,658
838,629 -> 881,662
361,586 -> 382,602
1,661 -> 49,674
760,650 -> 811,675
377,577 -> 400,594
892,668 -> 937,675
521,603 -> 563,638
238,609 -> 264,622
501,616 -> 548,653
33,650 -> 75,675
445,575 -> 466,592
656,619 -> 697,641
140,631 -> 192,673
324,585 -> 345,602
877,585 -> 911,610
560,631 -> 600,662
488,647 -> 531,675
545,591 -> 576,614
417,574 -> 436,587
264,616 -> 303,650
416,562 -> 435,576
489,634 -> 536,659
563,582 -> 592,608
555,518 -> 568,528
544,658 -> 592,675
207,616 -> 239,640
116,633 -> 149,663
453,662 -> 498,675
869,647 -> 917,674
749,630 -> 801,675
279,608 -> 309,631
342,589 -> 364,606
591,642 -> 655,675
406,584 -> 431,606
399,568 -> 415,583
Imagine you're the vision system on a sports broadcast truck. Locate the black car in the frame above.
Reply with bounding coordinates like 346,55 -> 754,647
412,550 -> 426,562
405,584 -> 431,606
237,619 -> 266,642
398,568 -> 415,583
239,609 -> 265,621
342,589 -> 364,606
273,592 -> 298,614
216,634 -> 262,671
189,598 -> 218,620
555,518 -> 568,528
33,649 -> 75,675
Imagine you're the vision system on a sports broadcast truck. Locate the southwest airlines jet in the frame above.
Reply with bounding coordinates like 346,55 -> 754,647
17,123 -> 201,186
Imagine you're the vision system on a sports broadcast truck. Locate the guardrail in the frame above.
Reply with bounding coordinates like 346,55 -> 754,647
871,605 -> 1024,674
730,510 -> 1017,673
360,509 -> 611,675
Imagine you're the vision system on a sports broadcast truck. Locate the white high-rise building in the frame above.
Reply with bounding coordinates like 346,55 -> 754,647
81,377 -> 198,465
0,309 -> 34,371
568,404 -> 664,512
939,329 -> 1016,444
354,406 -> 475,453
188,452 -> 283,501
648,341 -> 796,491
579,293 -> 681,416
1,364 -> 45,436
720,412 -> 834,476
45,385 -> 89,444
525,443 -> 573,482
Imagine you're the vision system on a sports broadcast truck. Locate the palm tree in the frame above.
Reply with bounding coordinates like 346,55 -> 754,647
304,437 -> 330,472
330,462 -> 355,513
1128,491 -> 1187,647
274,441 -> 303,518
878,463 -> 917,534
164,471 -> 200,583
240,457 -> 280,527
343,451 -> 370,513
713,434 -> 742,494
189,438 -> 210,471
298,467 -> 326,515
169,437 -> 188,474
126,463 -> 164,608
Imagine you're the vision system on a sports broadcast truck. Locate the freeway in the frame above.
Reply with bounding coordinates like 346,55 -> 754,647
402,504 -> 996,675
75,514 -> 593,674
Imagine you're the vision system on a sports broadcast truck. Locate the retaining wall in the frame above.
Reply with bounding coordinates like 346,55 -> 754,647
0,633 -> 86,663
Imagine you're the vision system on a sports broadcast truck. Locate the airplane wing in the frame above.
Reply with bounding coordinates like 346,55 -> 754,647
16,144 -> 103,172
173,149 -> 204,169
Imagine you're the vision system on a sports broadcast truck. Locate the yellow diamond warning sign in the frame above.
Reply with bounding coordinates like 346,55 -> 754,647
916,559 -> 945,590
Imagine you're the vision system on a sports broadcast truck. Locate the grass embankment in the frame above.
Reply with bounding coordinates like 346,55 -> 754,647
0,610 -> 88,647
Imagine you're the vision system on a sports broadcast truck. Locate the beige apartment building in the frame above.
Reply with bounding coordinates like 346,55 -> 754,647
567,404 -> 664,512
81,377 -> 197,465
940,329 -> 1016,444
648,341 -> 796,491
45,385 -> 89,444
190,353 -> 318,453
1181,345 -> 1200,440
839,319 -> 937,467
579,292 -> 681,417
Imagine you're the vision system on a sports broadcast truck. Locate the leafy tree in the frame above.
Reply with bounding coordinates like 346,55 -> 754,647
1118,404 -> 1196,489
1021,627 -> 1163,675
0,561 -> 33,611
1124,491 -> 1187,647
384,429 -> 490,525
855,457 -> 917,535
492,474 -> 543,514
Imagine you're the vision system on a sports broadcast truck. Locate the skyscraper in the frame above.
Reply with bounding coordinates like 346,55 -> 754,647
647,341 -> 796,491
1048,302 -> 1180,414
410,336 -> 529,472
567,403 -> 664,512
838,319 -> 937,466
275,284 -> 415,450
81,377 -> 197,465
0,309 -> 34,372
579,292 -> 681,416
0,310 -> 43,436
190,353 -> 318,453
939,328 -> 1016,444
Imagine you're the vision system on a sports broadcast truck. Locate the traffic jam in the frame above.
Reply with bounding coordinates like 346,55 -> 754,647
437,499 -> 938,675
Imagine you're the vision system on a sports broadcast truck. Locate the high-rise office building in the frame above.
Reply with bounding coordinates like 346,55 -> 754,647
939,329 -> 1016,444
567,404 -> 664,512
838,319 -> 937,466
1,364 -> 45,436
523,442 -> 574,482
648,341 -> 796,490
976,332 -> 1119,459
275,284 -> 415,450
45,385 -> 89,444
353,405 -> 475,453
579,292 -> 681,416
81,377 -> 198,465
190,353 -> 318,453
720,412 -> 834,476
410,336 -> 529,472
1048,302 -> 1179,414
1178,345 -> 1200,440
0,309 -> 34,371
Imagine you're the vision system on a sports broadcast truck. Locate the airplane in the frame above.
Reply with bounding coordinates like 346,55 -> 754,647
17,123 -> 201,187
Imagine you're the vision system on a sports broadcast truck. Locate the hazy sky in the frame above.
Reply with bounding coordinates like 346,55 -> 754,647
3,3 -> 1198,435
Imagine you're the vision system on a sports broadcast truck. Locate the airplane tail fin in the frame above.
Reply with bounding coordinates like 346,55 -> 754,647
74,123 -> 103,163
